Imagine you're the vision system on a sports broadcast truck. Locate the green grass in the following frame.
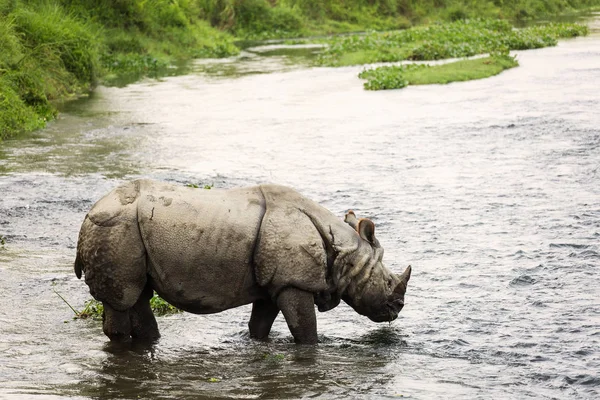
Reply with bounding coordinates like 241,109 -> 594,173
359,54 -> 519,90
76,293 -> 181,320
59,1 -> 239,76
186,182 -> 214,189
1,1 -> 100,140
318,19 -> 589,67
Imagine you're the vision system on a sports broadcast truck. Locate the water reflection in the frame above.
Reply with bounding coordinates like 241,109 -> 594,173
69,334 -> 401,400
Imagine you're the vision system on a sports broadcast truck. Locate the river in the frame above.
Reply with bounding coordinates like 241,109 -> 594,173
1,17 -> 599,400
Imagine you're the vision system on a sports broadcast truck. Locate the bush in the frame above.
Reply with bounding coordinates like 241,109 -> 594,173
0,76 -> 45,139
196,0 -> 304,36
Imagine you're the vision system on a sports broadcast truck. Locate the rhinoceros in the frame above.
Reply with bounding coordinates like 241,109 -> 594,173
74,180 -> 411,344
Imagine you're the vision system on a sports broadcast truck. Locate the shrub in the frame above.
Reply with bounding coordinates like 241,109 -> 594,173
0,76 -> 45,139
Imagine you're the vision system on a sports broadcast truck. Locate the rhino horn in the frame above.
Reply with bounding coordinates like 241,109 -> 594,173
344,210 -> 359,230
397,265 -> 411,286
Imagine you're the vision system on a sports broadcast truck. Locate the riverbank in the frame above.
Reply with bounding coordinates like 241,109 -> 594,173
1,0 -> 600,140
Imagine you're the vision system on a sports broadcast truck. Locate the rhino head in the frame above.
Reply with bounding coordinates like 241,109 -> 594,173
341,211 -> 411,323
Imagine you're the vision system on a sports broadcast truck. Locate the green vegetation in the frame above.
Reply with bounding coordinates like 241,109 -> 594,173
52,282 -> 180,320
264,353 -> 286,361
343,19 -> 586,90
76,294 -> 181,320
0,0 -> 239,140
1,0 -> 599,139
1,0 -> 101,140
186,182 -> 214,189
75,298 -> 104,320
196,0 -> 600,38
149,293 -> 181,315
359,53 -> 519,90
319,19 -> 589,66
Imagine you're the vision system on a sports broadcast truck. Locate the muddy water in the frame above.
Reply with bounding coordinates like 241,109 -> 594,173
1,20 -> 600,399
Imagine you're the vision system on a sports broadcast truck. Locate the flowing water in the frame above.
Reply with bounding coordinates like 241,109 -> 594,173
1,17 -> 600,400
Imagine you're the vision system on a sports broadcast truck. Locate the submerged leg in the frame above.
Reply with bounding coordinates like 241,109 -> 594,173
129,283 -> 160,342
276,287 -> 318,345
248,298 -> 280,340
102,303 -> 132,342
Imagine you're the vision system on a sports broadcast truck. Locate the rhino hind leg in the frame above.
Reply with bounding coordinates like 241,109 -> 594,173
102,303 -> 132,342
129,283 -> 160,342
248,298 -> 280,340
276,287 -> 318,345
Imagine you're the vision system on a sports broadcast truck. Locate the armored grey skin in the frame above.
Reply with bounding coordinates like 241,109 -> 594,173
75,180 -> 411,344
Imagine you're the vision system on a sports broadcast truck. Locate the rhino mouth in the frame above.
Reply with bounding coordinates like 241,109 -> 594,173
368,299 -> 404,323
368,311 -> 398,323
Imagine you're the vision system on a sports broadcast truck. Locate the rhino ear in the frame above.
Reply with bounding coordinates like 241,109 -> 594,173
357,218 -> 376,244
344,210 -> 359,230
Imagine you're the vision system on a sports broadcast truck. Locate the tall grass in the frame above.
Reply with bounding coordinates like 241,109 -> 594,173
13,2 -> 100,84
59,1 -> 238,69
1,1 -> 101,139
1,7 -> 26,138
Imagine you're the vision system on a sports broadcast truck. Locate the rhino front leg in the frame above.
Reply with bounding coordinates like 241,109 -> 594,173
248,298 -> 280,340
276,287 -> 318,344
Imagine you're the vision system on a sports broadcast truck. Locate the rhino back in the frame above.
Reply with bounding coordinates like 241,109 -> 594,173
137,181 -> 266,313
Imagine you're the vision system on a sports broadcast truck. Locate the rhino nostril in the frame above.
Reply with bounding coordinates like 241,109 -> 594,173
389,299 -> 404,312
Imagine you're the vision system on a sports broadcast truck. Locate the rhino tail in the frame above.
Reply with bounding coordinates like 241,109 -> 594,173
74,253 -> 83,279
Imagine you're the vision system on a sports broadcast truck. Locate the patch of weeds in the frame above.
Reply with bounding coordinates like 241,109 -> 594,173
101,53 -> 168,75
149,293 -> 181,316
0,235 -> 6,246
76,298 -> 104,320
319,19 -> 588,67
263,353 -> 285,362
53,287 -> 180,320
359,64 -> 426,90
359,52 -> 519,90
52,284 -> 100,320
186,183 -> 213,189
